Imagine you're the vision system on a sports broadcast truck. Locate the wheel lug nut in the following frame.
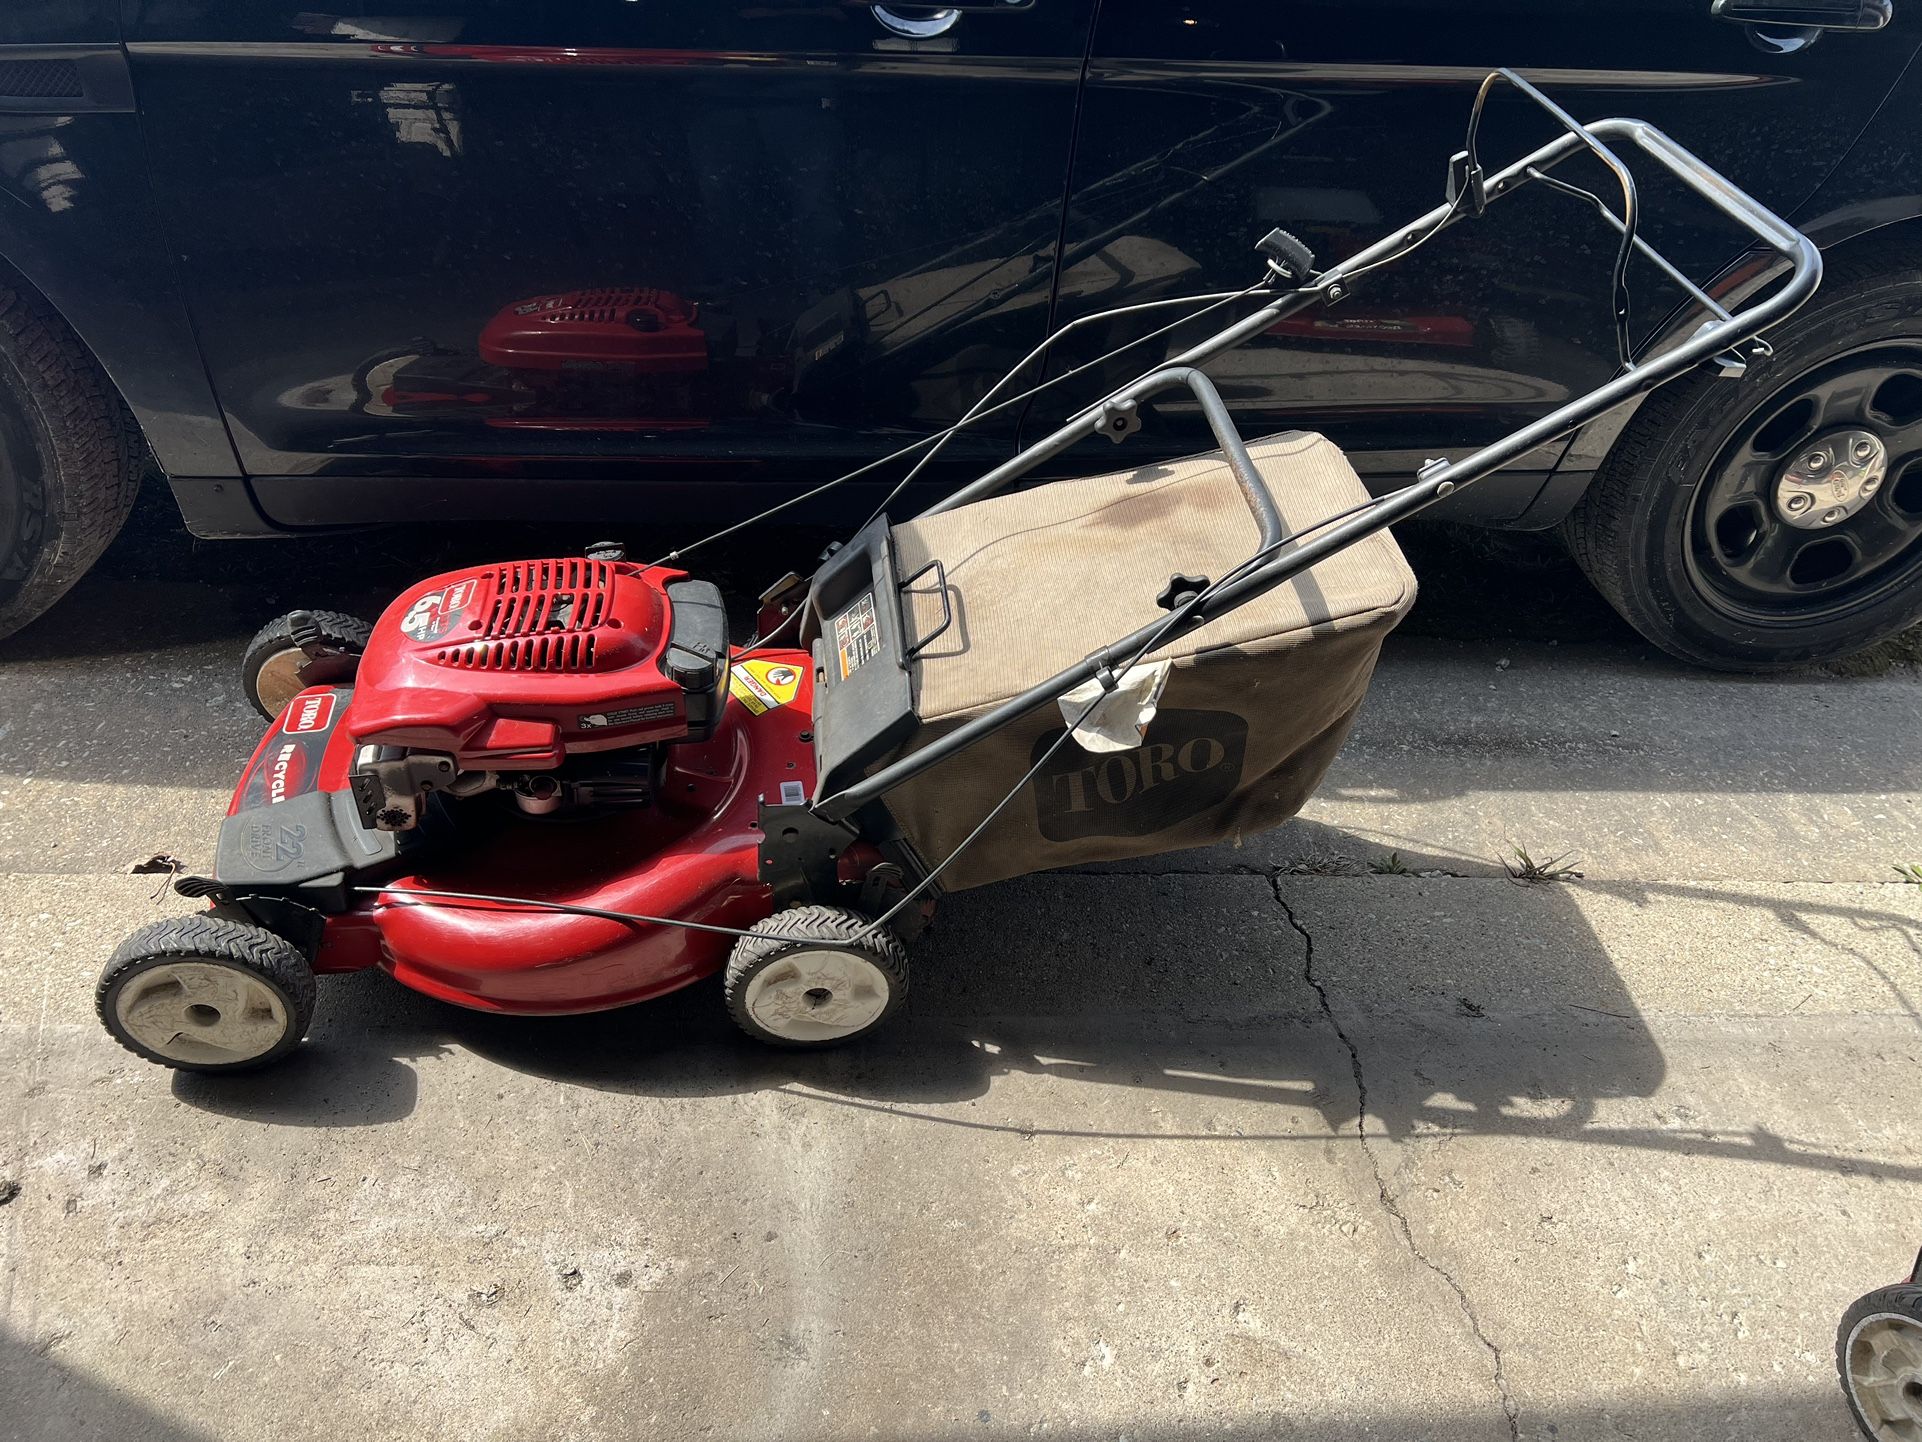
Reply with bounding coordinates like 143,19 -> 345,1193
1785,492 -> 1813,513
1807,451 -> 1830,471
1854,438 -> 1878,460
1863,475 -> 1882,495
1821,507 -> 1848,525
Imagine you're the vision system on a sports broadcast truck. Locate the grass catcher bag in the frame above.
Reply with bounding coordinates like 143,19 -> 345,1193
880,431 -> 1416,891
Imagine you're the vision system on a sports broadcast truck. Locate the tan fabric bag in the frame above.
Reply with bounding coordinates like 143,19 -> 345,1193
878,431 -> 1416,891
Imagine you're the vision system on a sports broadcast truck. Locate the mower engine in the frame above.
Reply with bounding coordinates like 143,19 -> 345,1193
341,554 -> 729,830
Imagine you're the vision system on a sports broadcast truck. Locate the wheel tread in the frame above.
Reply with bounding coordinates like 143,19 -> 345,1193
723,905 -> 908,1049
1568,240 -> 1922,670
97,914 -> 317,1072
0,278 -> 139,640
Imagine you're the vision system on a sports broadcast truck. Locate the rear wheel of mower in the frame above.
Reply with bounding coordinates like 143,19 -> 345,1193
724,906 -> 908,1048
97,914 -> 317,1073
1839,1285 -> 1922,1441
240,608 -> 372,718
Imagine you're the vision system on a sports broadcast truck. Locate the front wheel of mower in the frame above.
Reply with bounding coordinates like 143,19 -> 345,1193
98,914 -> 317,1073
724,906 -> 908,1048
240,608 -> 372,719
1838,1284 -> 1922,1440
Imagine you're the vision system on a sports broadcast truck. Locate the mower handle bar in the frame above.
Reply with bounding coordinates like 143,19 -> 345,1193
925,362 -> 1286,548
811,80 -> 1822,825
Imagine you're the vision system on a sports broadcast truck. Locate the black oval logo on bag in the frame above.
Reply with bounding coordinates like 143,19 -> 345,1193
1031,709 -> 1247,841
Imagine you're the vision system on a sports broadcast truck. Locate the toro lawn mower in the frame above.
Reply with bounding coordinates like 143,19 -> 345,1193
98,73 -> 1822,1071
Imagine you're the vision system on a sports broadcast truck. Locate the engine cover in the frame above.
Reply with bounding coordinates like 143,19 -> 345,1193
345,558 -> 728,770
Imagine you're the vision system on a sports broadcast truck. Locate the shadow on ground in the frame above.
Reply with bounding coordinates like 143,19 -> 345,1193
162,824 -> 1922,1194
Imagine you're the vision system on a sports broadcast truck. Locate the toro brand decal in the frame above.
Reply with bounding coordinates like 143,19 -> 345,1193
283,691 -> 336,735
1031,709 -> 1247,842
400,578 -> 477,642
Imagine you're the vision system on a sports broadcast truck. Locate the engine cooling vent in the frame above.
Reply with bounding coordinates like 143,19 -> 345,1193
434,559 -> 612,672
549,289 -> 686,327
0,60 -> 82,100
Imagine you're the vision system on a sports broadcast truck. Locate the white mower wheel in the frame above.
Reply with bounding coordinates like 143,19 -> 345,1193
97,914 -> 316,1072
723,906 -> 908,1049
240,608 -> 372,719
1839,1286 -> 1922,1441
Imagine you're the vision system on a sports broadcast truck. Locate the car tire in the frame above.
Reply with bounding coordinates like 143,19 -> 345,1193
0,279 -> 141,643
1566,241 -> 1922,671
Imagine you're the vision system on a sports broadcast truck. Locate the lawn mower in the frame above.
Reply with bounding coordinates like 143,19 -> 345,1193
96,72 -> 1823,1071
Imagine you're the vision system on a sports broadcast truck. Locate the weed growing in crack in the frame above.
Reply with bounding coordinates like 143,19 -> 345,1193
1279,852 -> 1365,877
1503,845 -> 1584,884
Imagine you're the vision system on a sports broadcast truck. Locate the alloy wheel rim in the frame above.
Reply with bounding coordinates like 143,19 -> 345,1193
1689,342 -> 1922,625
742,948 -> 891,1042
1848,1313 -> 1922,1441
114,960 -> 290,1065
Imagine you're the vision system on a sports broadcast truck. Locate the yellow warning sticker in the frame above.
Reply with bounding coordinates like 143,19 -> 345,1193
729,659 -> 803,716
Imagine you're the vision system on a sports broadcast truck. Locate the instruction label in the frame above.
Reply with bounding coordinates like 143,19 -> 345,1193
729,659 -> 802,716
831,591 -> 880,680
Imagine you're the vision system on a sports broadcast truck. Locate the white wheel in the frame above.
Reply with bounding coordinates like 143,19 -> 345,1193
239,609 -> 371,719
250,648 -> 310,718
1846,1310 -> 1922,1441
724,906 -> 908,1049
98,915 -> 316,1072
113,961 -> 291,1066
742,949 -> 892,1042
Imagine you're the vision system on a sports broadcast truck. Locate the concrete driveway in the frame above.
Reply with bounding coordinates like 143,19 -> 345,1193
2,501 -> 1919,1441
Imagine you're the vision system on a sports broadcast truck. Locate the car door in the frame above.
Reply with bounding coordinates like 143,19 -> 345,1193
1046,1 -> 1922,518
119,1 -> 1096,526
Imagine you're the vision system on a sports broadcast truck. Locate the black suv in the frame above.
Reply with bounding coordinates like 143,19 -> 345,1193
3,2 -> 1921,669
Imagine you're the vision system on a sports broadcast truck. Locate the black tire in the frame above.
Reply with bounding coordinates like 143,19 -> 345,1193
723,905 -> 908,1049
239,608 -> 373,719
1567,242 -> 1922,671
1836,1283 -> 1922,1440
97,914 -> 317,1073
0,280 -> 140,642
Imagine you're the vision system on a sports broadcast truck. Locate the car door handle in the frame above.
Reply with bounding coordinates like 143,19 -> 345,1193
1711,0 -> 1892,29
866,0 -> 1031,39
861,0 -> 1033,9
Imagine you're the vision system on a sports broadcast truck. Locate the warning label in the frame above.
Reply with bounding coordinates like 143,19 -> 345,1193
831,591 -> 880,680
729,659 -> 803,716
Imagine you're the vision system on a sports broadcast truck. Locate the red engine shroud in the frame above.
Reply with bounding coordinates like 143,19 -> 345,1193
348,557 -> 701,771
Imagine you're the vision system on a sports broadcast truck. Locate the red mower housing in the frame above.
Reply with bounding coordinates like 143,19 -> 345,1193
202,555 -> 865,1015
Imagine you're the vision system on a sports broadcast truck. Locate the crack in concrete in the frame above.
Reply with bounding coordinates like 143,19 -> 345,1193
1270,873 -> 1522,1442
